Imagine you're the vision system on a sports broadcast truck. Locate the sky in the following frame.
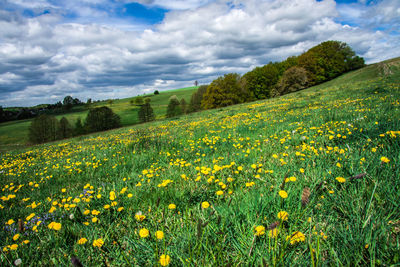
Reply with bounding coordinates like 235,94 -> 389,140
0,0 -> 399,107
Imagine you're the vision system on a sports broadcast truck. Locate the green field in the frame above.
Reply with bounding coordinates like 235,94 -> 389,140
0,59 -> 399,266
0,86 -> 198,150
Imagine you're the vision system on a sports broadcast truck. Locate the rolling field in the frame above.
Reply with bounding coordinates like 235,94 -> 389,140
0,60 -> 400,266
0,86 -> 198,150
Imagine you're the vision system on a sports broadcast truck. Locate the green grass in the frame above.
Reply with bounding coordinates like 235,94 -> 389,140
0,59 -> 399,266
0,86 -> 198,149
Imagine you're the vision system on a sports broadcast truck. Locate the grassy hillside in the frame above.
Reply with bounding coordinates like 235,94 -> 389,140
0,58 -> 399,265
0,86 -> 198,150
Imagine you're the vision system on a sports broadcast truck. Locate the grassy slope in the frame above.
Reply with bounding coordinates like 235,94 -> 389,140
0,86 -> 198,150
0,59 -> 399,265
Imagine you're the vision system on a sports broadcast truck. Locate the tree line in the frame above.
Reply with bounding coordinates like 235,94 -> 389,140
188,41 -> 365,110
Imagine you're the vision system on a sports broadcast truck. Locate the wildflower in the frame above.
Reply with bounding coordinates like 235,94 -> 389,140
26,213 -> 35,221
216,190 -> 223,196
22,240 -> 29,244
139,228 -> 149,238
14,259 -> 22,266
13,234 -> 20,241
61,188 -> 66,193
381,156 -> 390,163
135,212 -> 146,222
10,244 -> 18,250
48,222 -> 62,231
92,217 -> 98,223
201,201 -> 210,209
78,238 -> 88,245
286,231 -> 305,245
168,204 -> 176,210
109,191 -> 116,201
6,219 -> 15,225
155,231 -> 164,240
93,239 -> 104,247
335,177 -> 346,183
254,225 -> 265,236
277,211 -> 288,221
268,228 -> 279,238
159,254 -> 171,266
127,193 -> 133,198
278,190 -> 288,199
117,207 -> 124,212
104,204 -> 110,209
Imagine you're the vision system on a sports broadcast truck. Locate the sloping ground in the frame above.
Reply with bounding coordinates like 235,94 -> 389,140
0,59 -> 399,265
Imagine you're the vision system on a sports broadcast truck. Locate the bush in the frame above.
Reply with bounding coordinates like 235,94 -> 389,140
166,95 -> 182,118
84,106 -> 121,133
154,90 -> 159,95
274,66 -> 309,96
28,114 -> 60,144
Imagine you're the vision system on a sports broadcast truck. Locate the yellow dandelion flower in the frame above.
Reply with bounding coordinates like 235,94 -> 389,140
155,230 -> 164,240
93,239 -> 104,247
159,254 -> 171,266
254,225 -> 265,236
139,228 -> 149,238
201,201 -> 210,209
77,238 -> 88,245
168,204 -> 176,210
380,156 -> 390,163
335,177 -> 346,183
277,211 -> 289,221
278,190 -> 288,199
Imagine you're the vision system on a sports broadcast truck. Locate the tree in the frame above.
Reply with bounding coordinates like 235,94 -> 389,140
135,96 -> 144,105
59,117 -> 73,139
274,66 -> 308,96
189,85 -> 208,113
154,90 -> 160,95
84,106 -> 121,133
201,73 -> 252,109
166,95 -> 182,118
28,114 -> 60,144
242,63 -> 279,99
74,117 -> 85,136
130,99 -> 134,106
194,80 -> 198,87
107,99 -> 113,106
63,96 -> 74,110
180,98 -> 187,114
138,101 -> 155,123
298,41 -> 364,85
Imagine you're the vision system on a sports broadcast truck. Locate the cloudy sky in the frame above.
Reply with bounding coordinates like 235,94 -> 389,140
0,0 -> 399,107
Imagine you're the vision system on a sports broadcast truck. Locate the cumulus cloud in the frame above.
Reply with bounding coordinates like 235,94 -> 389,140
0,0 -> 399,107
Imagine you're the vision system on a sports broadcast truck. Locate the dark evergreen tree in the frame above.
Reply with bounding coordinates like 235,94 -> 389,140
59,117 -> 73,139
74,117 -> 85,136
138,101 -> 155,123
180,98 -> 187,114
189,85 -> 208,112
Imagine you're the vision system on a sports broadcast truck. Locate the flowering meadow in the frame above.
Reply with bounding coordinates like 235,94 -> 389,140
1,70 -> 400,265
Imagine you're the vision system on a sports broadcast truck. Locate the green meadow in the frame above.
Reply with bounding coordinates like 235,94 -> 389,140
0,86 -> 198,150
0,58 -> 399,266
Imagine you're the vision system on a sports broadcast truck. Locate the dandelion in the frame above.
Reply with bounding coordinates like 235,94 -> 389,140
104,204 -> 110,209
201,201 -> 210,209
109,191 -> 116,201
335,177 -> 346,183
13,234 -> 20,241
92,217 -> 98,223
277,211 -> 288,221
159,254 -> 171,266
168,204 -> 176,210
10,244 -> 18,250
286,231 -> 305,245
6,219 -> 15,225
93,239 -> 104,247
48,222 -> 62,231
254,225 -> 265,236
139,228 -> 149,238
155,231 -> 164,240
268,228 -> 279,238
77,238 -> 88,245
216,190 -> 224,196
135,213 -> 146,222
381,156 -> 390,163
278,190 -> 288,199
117,207 -> 124,212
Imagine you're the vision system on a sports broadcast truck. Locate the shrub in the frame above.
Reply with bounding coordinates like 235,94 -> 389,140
84,106 -> 121,133
28,114 -> 60,144
166,95 -> 182,118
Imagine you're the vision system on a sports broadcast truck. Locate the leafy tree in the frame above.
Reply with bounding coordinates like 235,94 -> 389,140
180,98 -> 187,114
201,73 -> 252,109
59,117 -> 73,139
154,90 -> 160,95
28,114 -> 60,144
63,96 -> 74,110
135,96 -> 144,105
138,101 -> 155,123
84,106 -> 121,133
194,80 -> 198,87
107,99 -> 113,106
167,95 -> 182,118
273,66 -> 308,96
242,63 -> 279,99
189,85 -> 208,113
298,41 -> 364,85
74,117 -> 85,136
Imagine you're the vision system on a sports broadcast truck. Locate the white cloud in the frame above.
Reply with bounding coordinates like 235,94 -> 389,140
0,0 -> 399,107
